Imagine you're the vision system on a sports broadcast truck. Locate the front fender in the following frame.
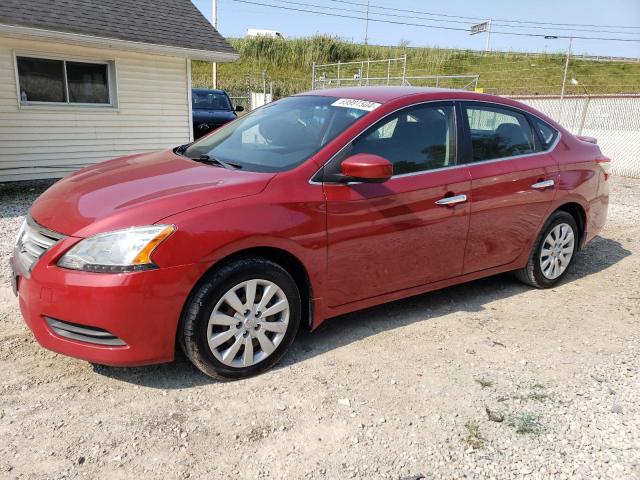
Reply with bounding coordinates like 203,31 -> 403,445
151,187 -> 327,316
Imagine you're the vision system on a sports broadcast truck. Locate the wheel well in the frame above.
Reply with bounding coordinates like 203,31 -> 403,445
556,203 -> 586,248
208,247 -> 314,329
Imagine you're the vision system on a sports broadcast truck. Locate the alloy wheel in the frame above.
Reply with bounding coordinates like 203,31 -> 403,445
539,223 -> 575,280
206,279 -> 290,368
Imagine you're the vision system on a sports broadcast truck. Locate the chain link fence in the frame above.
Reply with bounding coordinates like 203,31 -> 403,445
513,95 -> 640,178
311,56 -> 479,91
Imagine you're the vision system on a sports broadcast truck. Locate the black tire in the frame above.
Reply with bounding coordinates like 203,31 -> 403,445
180,258 -> 301,380
515,211 -> 579,289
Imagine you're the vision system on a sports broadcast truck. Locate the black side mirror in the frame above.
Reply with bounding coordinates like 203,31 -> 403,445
235,105 -> 245,112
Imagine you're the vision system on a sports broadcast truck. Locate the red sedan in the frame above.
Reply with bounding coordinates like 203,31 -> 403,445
11,87 -> 610,379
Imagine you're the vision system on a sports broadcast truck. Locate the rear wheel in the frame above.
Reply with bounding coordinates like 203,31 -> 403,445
181,258 -> 301,380
515,211 -> 578,288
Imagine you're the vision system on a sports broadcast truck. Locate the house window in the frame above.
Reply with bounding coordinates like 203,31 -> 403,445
17,56 -> 113,105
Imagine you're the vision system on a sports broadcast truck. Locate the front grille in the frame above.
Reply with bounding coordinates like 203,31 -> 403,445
14,216 -> 65,277
45,317 -> 127,346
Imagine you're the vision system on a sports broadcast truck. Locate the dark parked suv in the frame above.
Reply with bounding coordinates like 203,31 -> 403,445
192,88 -> 244,139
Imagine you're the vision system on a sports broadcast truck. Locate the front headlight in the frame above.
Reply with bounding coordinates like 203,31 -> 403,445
57,225 -> 175,273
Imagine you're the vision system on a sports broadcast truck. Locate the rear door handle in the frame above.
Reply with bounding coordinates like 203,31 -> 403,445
435,194 -> 467,206
531,179 -> 555,190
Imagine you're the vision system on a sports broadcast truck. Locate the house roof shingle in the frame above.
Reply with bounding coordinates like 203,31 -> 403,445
0,0 -> 235,55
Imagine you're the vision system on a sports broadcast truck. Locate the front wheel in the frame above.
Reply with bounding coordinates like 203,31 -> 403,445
181,258 -> 301,380
515,211 -> 579,288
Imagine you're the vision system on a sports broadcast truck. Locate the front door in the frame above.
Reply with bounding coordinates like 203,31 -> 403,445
460,102 -> 559,274
322,102 -> 471,307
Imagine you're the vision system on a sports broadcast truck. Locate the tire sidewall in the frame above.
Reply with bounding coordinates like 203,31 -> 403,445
531,212 -> 578,287
186,259 -> 301,379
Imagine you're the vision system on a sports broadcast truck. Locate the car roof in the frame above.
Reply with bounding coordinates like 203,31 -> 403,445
296,86 -> 563,130
298,86 -> 511,105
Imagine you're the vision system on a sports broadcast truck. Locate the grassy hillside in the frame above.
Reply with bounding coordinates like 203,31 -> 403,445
192,36 -> 640,99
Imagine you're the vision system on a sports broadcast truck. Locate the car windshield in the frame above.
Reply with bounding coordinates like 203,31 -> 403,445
192,91 -> 232,110
183,96 -> 371,172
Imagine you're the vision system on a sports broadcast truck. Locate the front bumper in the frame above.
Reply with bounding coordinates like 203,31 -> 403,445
12,255 -> 200,367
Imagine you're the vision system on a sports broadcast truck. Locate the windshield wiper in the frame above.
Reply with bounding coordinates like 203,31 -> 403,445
196,154 -> 242,170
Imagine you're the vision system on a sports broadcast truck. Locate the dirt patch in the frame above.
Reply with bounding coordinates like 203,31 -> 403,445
1,177 -> 638,479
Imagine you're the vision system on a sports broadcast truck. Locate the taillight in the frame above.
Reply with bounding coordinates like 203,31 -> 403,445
596,156 -> 611,180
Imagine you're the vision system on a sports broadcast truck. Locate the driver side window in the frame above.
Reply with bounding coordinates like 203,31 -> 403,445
349,104 -> 456,175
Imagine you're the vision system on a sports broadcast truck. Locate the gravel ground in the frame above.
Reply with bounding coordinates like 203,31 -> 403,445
0,177 -> 638,480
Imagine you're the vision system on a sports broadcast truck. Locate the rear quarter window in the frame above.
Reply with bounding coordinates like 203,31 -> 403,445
531,117 -> 559,150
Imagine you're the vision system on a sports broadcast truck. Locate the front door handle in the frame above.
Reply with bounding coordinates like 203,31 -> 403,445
531,179 -> 555,190
435,194 -> 467,206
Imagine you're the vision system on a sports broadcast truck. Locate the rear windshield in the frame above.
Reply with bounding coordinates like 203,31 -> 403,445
184,96 -> 372,172
192,90 -> 232,110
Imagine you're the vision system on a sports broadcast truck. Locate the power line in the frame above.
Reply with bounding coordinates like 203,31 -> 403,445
227,0 -> 640,42
261,0 -> 640,35
328,0 -> 640,30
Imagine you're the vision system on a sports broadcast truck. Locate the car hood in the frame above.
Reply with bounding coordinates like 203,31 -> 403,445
192,109 -> 237,123
30,150 -> 275,237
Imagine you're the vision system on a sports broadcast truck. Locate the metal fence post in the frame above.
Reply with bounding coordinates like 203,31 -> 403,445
401,54 -> 407,86
577,96 -> 590,136
366,59 -> 371,86
387,59 -> 391,85
311,62 -> 316,90
337,61 -> 341,87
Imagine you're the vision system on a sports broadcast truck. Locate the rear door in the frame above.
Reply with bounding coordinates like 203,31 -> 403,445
322,101 -> 471,306
460,102 -> 559,274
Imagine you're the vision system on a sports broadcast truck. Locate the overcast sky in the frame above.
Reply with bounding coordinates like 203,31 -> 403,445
193,0 -> 640,57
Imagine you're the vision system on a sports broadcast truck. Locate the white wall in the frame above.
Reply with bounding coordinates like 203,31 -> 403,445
513,96 -> 640,179
0,36 -> 191,181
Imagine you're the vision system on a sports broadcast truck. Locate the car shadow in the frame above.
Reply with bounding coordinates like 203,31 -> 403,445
94,235 -> 630,388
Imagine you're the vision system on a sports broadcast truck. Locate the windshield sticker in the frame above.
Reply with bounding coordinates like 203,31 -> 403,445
331,98 -> 382,111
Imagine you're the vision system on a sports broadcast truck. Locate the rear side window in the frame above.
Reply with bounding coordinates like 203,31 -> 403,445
464,105 -> 535,162
531,117 -> 559,150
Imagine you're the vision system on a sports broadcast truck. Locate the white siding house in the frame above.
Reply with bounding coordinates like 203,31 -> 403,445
0,0 -> 238,182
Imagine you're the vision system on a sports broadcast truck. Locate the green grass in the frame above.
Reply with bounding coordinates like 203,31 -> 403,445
526,391 -> 549,402
464,421 -> 485,449
475,377 -> 494,388
464,422 -> 486,450
507,412 -> 543,434
192,36 -> 640,99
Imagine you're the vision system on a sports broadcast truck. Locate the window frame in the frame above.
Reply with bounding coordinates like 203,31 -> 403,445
13,51 -> 118,109
316,100 -> 460,183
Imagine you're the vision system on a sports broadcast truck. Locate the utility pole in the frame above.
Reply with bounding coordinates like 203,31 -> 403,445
364,0 -> 370,45
560,36 -> 573,99
211,0 -> 217,88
